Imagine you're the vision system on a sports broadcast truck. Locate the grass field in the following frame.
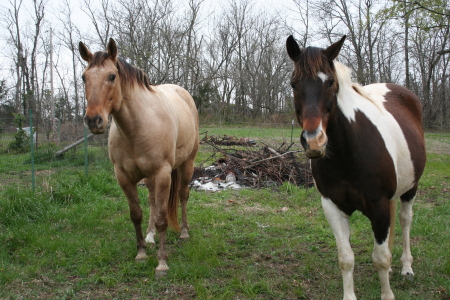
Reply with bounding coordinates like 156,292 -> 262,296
0,128 -> 449,299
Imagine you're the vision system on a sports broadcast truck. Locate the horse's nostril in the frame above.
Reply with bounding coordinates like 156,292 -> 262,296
97,116 -> 103,127
85,115 -> 104,129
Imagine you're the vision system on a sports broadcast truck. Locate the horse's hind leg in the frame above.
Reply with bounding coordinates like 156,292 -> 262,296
179,159 -> 195,239
400,186 -> 417,278
144,178 -> 157,244
116,169 -> 147,261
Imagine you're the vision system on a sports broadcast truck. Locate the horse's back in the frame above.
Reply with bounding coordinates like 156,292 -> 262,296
156,84 -> 198,115
153,84 -> 199,166
362,83 -> 422,128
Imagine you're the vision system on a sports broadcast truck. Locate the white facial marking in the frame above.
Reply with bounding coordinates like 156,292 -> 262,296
303,120 -> 323,139
334,62 -> 416,198
317,72 -> 328,83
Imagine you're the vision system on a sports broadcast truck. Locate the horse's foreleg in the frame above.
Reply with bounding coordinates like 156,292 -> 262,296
321,197 -> 357,300
370,201 -> 395,300
116,170 -> 147,261
372,238 -> 395,300
153,168 -> 171,272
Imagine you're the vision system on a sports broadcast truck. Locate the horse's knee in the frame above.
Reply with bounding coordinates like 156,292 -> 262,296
338,250 -> 355,272
372,245 -> 391,271
129,209 -> 143,224
155,213 -> 168,232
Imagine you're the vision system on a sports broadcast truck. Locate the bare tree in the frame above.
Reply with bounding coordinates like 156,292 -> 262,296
3,0 -> 46,117
81,0 -> 113,48
57,0 -> 82,122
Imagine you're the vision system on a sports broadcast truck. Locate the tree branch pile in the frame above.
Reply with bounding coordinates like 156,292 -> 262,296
193,134 -> 314,189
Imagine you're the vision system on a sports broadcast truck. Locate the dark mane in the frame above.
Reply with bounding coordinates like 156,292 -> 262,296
87,51 -> 153,92
293,46 -> 335,79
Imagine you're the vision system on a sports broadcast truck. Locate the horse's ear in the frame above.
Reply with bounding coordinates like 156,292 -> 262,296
323,35 -> 346,61
79,41 -> 93,62
286,35 -> 302,61
107,38 -> 117,61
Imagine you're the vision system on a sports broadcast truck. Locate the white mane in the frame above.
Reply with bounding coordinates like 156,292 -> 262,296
334,61 -> 386,119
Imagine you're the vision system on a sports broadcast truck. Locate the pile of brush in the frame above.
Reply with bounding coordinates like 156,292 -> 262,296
192,134 -> 313,189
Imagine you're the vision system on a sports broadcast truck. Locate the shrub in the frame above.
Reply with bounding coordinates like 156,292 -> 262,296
7,113 -> 30,153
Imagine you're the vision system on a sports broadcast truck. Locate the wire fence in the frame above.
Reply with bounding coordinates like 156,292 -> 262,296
0,110 -> 110,193
0,110 -> 306,193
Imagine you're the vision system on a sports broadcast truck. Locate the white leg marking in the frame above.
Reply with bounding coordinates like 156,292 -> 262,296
400,198 -> 415,276
321,197 -> 357,300
145,232 -> 155,244
373,237 -> 395,300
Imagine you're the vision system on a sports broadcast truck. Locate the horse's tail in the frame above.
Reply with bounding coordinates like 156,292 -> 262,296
168,168 -> 180,231
388,199 -> 397,254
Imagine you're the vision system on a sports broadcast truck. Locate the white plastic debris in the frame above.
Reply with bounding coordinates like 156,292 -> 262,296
191,179 -> 243,192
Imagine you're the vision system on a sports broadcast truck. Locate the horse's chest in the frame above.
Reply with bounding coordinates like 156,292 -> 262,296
311,160 -> 397,215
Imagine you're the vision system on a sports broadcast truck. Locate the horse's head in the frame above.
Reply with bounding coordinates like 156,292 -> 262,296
79,38 -> 122,134
286,35 -> 346,159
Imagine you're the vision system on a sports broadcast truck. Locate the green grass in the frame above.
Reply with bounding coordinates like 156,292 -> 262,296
0,129 -> 449,299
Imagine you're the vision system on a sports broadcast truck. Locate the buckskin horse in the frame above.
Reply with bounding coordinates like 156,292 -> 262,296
286,35 -> 426,300
79,38 -> 199,275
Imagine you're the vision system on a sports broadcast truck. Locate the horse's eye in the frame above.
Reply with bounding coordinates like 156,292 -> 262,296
327,79 -> 335,88
327,98 -> 334,112
109,74 -> 116,82
290,82 -> 297,91
81,75 -> 85,83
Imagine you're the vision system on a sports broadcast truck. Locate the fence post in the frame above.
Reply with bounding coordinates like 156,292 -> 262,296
58,118 -> 61,143
29,109 -> 35,193
84,125 -> 88,177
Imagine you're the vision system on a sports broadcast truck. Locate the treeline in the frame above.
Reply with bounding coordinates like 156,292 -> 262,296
0,0 -> 449,129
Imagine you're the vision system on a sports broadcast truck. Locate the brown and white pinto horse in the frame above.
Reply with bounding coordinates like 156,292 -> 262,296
286,35 -> 426,300
79,38 -> 199,275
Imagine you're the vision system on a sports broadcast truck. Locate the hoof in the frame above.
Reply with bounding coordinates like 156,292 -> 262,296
180,228 -> 190,239
403,273 -> 414,281
135,252 -> 148,262
155,269 -> 168,278
180,233 -> 190,239
401,267 -> 415,280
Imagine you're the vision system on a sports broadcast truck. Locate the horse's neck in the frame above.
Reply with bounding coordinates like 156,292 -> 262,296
112,88 -> 158,136
327,104 -> 357,159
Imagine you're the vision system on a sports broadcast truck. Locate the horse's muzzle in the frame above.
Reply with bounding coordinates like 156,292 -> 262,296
84,114 -> 105,134
301,129 -> 327,159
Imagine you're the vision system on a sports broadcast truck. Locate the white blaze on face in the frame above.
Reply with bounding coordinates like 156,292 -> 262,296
317,72 -> 328,83
334,62 -> 415,198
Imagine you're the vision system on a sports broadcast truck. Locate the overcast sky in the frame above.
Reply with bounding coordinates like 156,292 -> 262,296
0,0 -> 316,89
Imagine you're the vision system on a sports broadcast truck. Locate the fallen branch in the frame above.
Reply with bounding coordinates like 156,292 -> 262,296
243,150 -> 302,169
55,133 -> 95,157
